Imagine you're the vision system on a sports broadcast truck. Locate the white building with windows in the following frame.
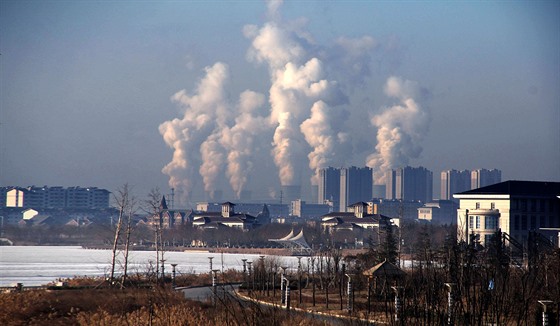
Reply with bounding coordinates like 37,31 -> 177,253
454,180 -> 560,247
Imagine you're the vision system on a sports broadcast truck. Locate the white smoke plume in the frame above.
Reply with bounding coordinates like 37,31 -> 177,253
159,62 -> 230,202
300,100 -> 349,185
160,0 -> 426,203
244,4 -> 350,186
220,90 -> 269,198
367,76 -> 430,183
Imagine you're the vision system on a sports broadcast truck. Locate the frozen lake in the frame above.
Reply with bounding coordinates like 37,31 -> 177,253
0,246 -> 302,286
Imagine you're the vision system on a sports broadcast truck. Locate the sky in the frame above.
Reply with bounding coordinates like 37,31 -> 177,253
1,0 -> 559,205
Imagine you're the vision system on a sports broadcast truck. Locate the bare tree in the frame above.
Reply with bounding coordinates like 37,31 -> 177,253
110,183 -> 130,286
121,193 -> 137,288
145,188 -> 163,284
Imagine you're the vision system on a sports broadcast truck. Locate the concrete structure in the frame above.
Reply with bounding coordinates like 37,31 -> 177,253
339,166 -> 373,212
192,202 -> 258,229
368,199 -> 423,220
197,201 -> 282,220
386,166 -> 433,203
418,200 -> 458,225
290,199 -> 331,219
3,186 -> 110,209
318,167 -> 341,207
470,168 -> 501,189
441,170 -> 471,201
454,180 -> 560,247
321,202 -> 392,232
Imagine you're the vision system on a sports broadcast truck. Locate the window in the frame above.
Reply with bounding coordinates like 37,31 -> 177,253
485,216 -> 498,230
490,202 -> 495,210
540,216 -> 545,228
469,216 -> 474,229
521,215 -> 527,230
540,200 -> 546,212
514,215 -> 520,230
530,216 -> 536,230
476,216 -> 480,229
485,234 -> 493,246
475,202 -> 480,209
520,200 -> 527,211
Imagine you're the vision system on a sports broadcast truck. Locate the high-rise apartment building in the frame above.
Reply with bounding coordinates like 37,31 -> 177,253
318,167 -> 341,207
3,186 -> 110,209
441,169 -> 471,201
471,169 -> 502,189
339,166 -> 372,212
386,166 -> 433,203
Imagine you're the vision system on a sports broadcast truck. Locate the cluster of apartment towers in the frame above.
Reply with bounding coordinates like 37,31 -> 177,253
317,167 -> 501,212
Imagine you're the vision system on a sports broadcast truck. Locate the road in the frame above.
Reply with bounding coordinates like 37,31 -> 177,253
178,284 -> 377,325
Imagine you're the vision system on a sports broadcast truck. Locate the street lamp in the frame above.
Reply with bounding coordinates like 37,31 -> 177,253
160,259 -> 166,282
345,273 -> 353,313
212,269 -> 220,305
247,261 -> 253,292
392,286 -> 404,323
280,266 -> 288,305
171,264 -> 178,288
538,300 -> 554,326
445,283 -> 456,326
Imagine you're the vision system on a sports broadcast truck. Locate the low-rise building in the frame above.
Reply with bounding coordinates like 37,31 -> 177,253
417,200 -> 458,224
454,180 -> 560,247
321,202 -> 392,232
192,202 -> 258,230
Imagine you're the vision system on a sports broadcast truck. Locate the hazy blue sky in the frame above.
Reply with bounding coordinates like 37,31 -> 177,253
1,0 -> 559,204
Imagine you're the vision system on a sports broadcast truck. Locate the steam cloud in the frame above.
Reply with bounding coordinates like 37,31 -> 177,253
160,0 -> 430,204
366,76 -> 430,183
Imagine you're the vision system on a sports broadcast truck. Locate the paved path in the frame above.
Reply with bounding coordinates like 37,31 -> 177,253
177,284 -> 379,325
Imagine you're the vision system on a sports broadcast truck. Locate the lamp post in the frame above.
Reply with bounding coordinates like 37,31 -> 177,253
208,257 -> 214,283
241,259 -> 247,289
260,255 -> 266,293
171,264 -> 178,288
538,300 -> 554,326
310,257 -> 316,306
297,257 -> 302,304
392,286 -> 404,324
346,273 -> 353,313
212,269 -> 220,305
160,259 -> 166,283
445,283 -> 456,325
282,275 -> 290,310
247,261 -> 253,292
280,266 -> 288,305
273,264 -> 278,298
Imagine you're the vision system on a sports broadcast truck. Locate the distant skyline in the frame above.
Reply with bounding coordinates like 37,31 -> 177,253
1,1 -> 559,205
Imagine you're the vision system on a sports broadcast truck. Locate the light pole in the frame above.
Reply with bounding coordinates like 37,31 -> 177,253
171,264 -> 178,288
282,275 -> 290,310
445,283 -> 456,325
260,255 -> 266,293
280,266 -> 288,305
241,259 -> 247,289
208,257 -> 214,272
247,261 -> 253,292
297,257 -> 302,304
345,273 -> 353,313
392,286 -> 404,324
212,269 -> 220,305
538,300 -> 554,326
160,259 -> 166,283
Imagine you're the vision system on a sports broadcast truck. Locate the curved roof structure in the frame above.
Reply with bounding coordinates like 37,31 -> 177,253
269,229 -> 312,255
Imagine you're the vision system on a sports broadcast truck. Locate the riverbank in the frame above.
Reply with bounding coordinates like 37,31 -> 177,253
81,245 -> 368,257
